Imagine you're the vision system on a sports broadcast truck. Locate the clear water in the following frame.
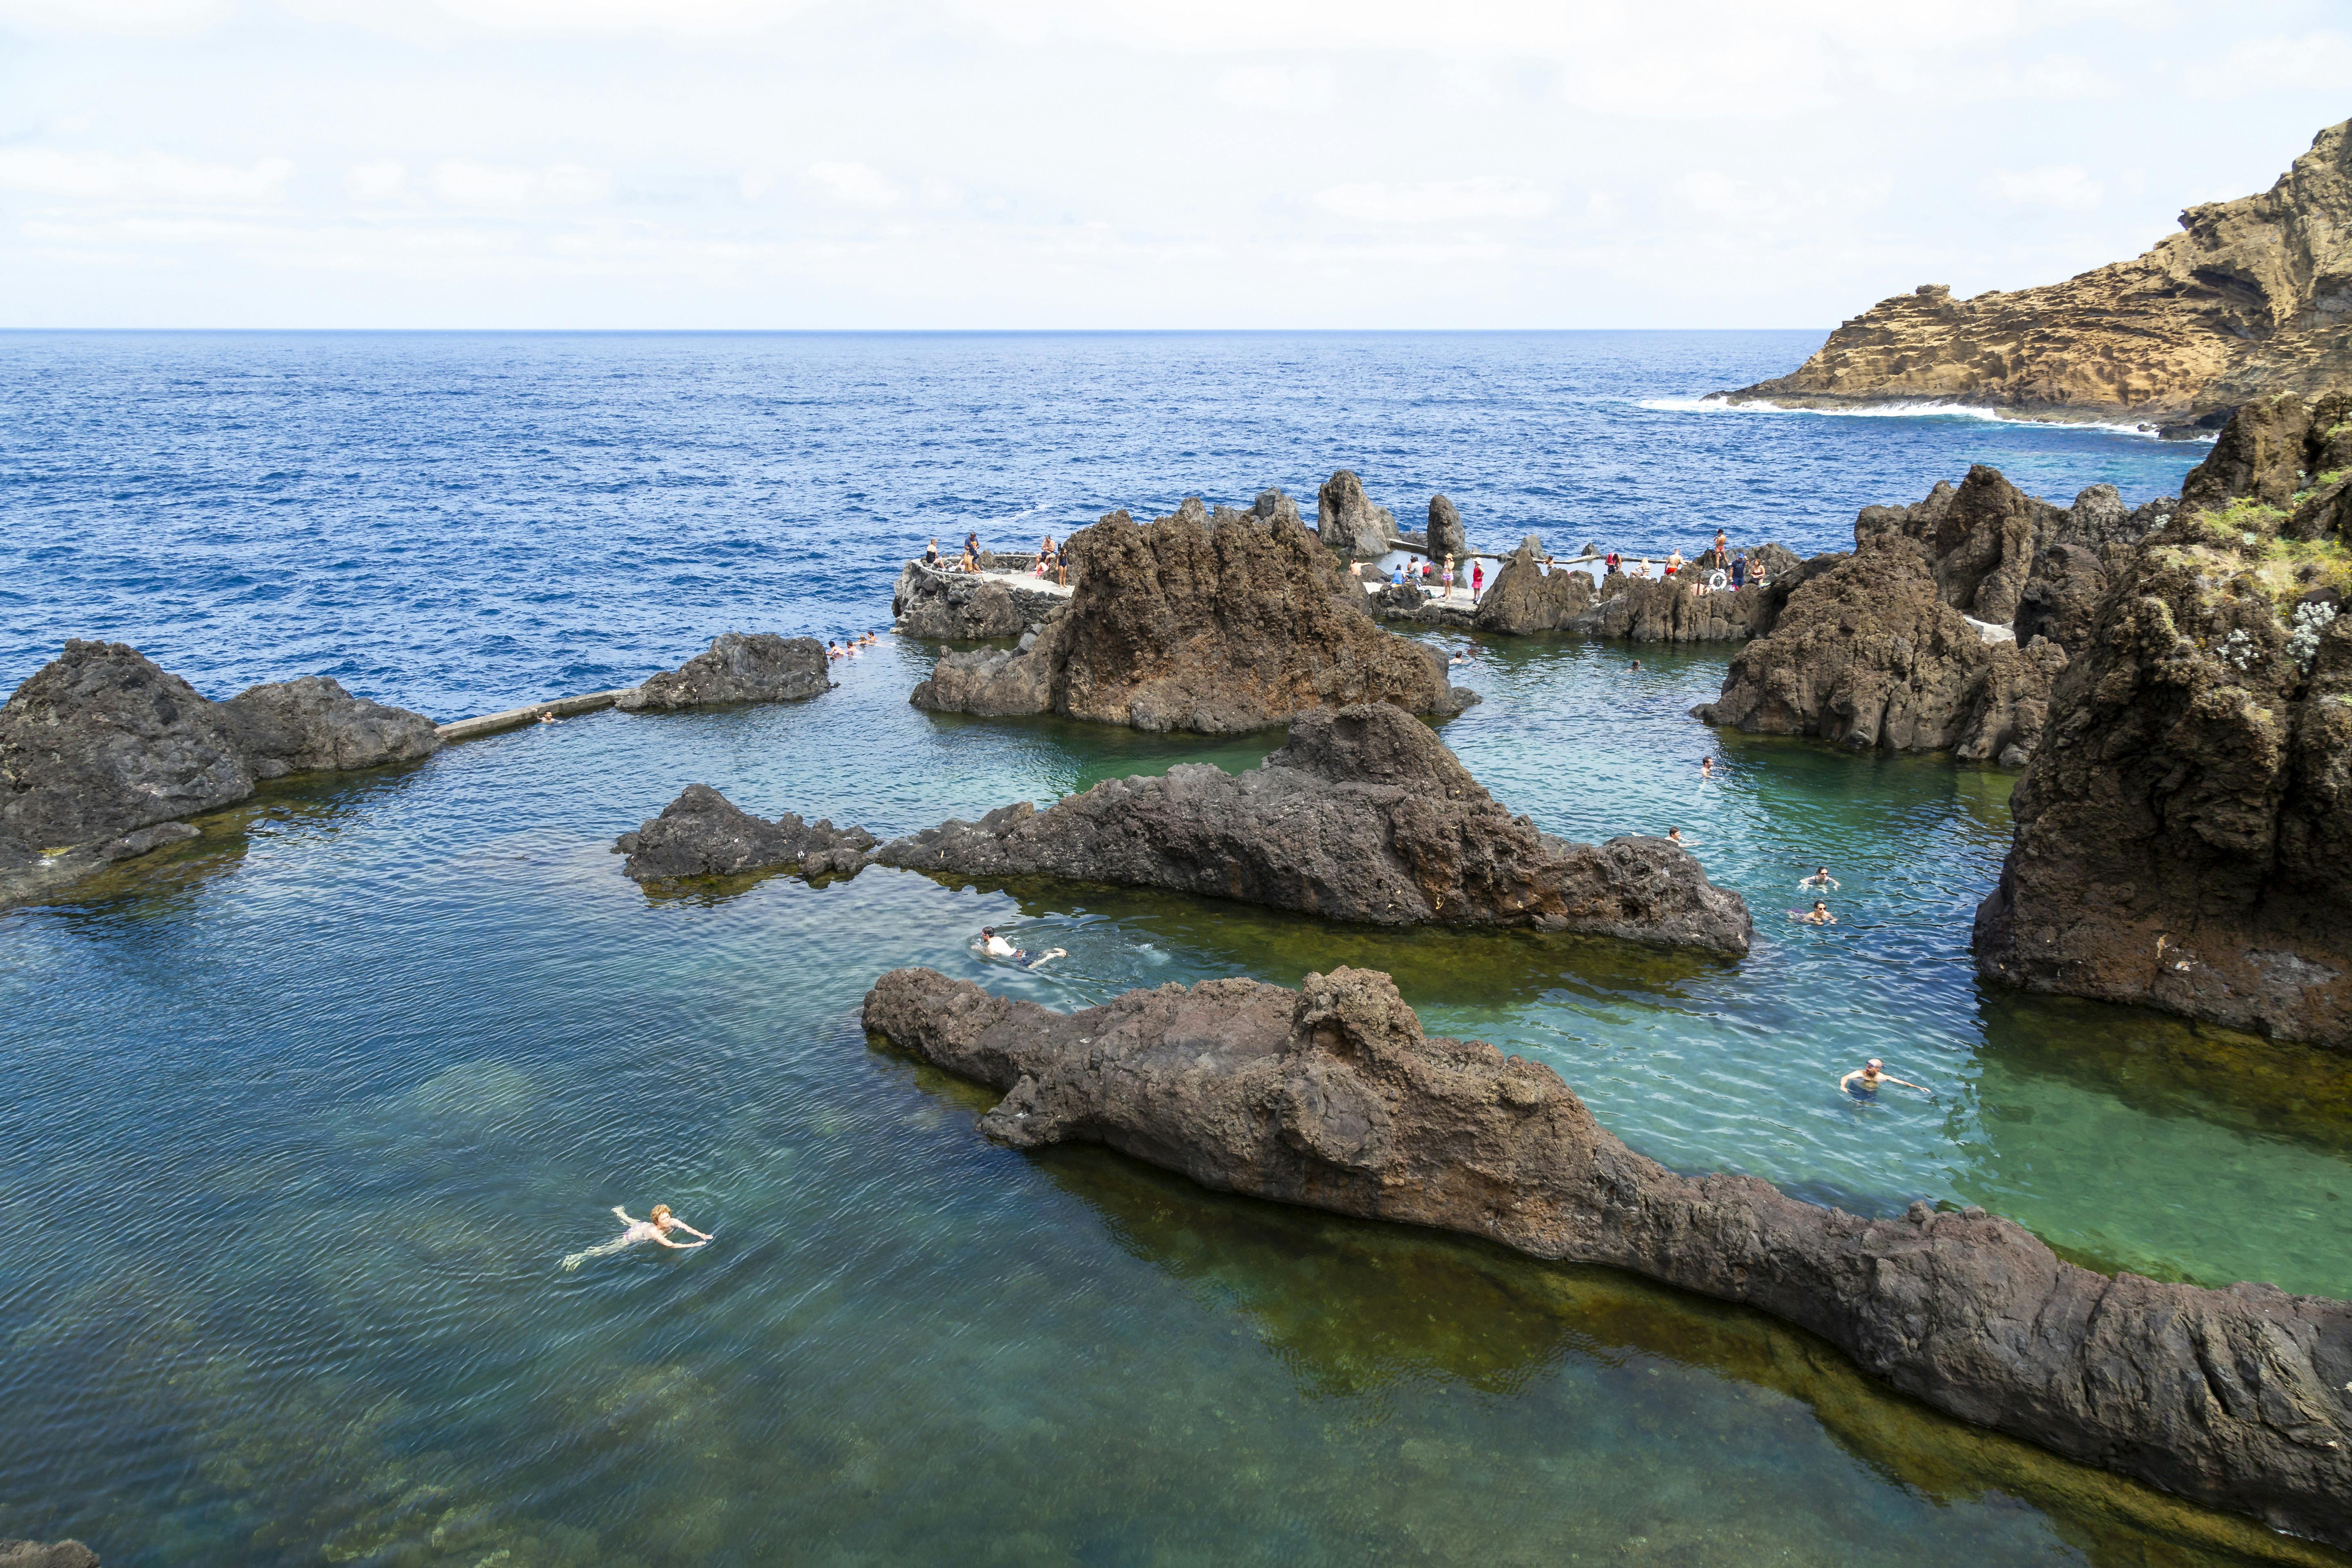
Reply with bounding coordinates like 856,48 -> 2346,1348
6,333 -> 2348,1568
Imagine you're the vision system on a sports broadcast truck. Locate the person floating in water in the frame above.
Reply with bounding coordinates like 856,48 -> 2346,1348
1800,867 -> 1840,891
1666,828 -> 1699,848
1790,900 -> 1836,924
561,1204 -> 712,1270
1698,757 -> 1714,780
1839,1059 -> 1932,1100
978,926 -> 1066,970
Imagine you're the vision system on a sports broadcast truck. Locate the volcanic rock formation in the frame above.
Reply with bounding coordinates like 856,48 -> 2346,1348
0,1542 -> 100,1568
616,782 -> 874,881
1314,469 -> 1402,560
1974,394 -> 2352,1046
1425,494 -> 1468,564
912,503 -> 1476,733
1727,120 -> 2352,425
862,963 -> 2352,1548
0,641 -> 439,906
1694,535 -> 2061,763
615,632 -> 831,711
617,704 -> 1751,953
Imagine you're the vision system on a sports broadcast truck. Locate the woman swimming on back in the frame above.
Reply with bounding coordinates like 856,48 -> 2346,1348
561,1203 -> 712,1270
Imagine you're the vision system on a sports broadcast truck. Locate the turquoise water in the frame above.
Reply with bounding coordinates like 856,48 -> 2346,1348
6,639 -> 2349,1566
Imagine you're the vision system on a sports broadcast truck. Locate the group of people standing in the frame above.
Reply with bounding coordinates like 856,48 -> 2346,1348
1383,553 -> 1486,600
921,530 -> 1069,586
1601,530 -> 1768,596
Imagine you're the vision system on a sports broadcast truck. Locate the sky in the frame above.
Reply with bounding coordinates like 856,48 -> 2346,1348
1,0 -> 2347,328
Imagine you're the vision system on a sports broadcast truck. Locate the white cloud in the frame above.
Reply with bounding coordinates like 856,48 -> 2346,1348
1981,165 -> 2104,209
2196,30 -> 2352,95
288,0 -> 812,38
0,147 -> 295,203
428,159 -> 609,207
1314,176 -> 1551,224
1212,62 -> 1336,112
0,0 -> 229,35
346,158 -> 408,201
804,161 -> 904,210
1669,170 -> 1888,226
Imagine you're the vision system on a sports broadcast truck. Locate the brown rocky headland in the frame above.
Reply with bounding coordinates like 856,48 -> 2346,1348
1727,120 -> 2352,427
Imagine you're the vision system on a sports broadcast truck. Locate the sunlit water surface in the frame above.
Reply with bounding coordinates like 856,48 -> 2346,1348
5,333 -> 2347,1567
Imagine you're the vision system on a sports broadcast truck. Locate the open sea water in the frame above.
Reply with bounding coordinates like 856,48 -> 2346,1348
4,331 -> 2348,1568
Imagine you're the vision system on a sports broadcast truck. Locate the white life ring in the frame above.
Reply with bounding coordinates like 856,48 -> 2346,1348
1707,569 -> 1728,591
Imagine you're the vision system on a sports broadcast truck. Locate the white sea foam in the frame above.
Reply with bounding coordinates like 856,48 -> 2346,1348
1637,394 -> 2211,443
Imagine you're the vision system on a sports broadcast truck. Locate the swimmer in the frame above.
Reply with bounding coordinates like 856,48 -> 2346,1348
560,1203 -> 712,1270
1666,828 -> 1700,847
1789,900 -> 1836,925
1839,1058 -> 1932,1100
1800,867 -> 1840,891
977,926 -> 1066,971
1630,659 -> 1642,672
537,711 -> 558,726
1698,757 -> 1714,780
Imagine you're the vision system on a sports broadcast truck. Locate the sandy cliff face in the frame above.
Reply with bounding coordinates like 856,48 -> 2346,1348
1729,120 -> 2352,425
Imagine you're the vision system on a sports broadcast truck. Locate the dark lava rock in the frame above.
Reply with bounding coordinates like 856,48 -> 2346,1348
892,563 -> 1022,639
912,504 -> 1476,733
1315,469 -> 1401,560
1694,535 -> 2055,761
1,641 -> 440,905
1474,536 -> 1597,634
0,1542 -> 102,1568
617,633 -> 831,711
616,782 -> 874,881
1856,466 -> 2169,629
1976,392 -> 2352,1046
221,674 -> 441,778
1251,488 -> 1303,527
870,702 -> 1748,953
1426,494 -> 1468,564
2011,542 -> 2110,652
863,962 -> 2352,1550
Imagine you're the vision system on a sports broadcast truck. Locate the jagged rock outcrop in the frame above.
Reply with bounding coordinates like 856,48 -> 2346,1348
862,963 -> 2352,1548
890,562 -> 1068,640
1728,120 -> 2352,425
874,703 -> 1749,952
0,641 -> 440,905
615,782 -> 873,881
618,705 -> 1751,953
1695,535 -> 2058,763
616,632 -> 830,712
219,674 -> 441,778
912,504 -> 1476,733
0,1542 -> 100,1568
1426,494 -> 1467,563
1315,469 -> 1402,560
1474,536 -> 1598,634
1975,395 -> 2352,1046
1856,467 -> 2170,633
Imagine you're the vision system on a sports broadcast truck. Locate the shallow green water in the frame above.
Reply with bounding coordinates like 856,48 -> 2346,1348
3,636 -> 2348,1566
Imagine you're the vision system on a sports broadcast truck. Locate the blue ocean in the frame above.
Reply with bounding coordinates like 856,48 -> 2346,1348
7,331 -> 2342,1568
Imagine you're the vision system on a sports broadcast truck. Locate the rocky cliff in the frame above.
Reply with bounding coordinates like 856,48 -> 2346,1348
1728,120 -> 2352,425
862,963 -> 2352,1548
617,704 -> 1752,953
614,632 -> 831,711
912,503 -> 1476,733
0,642 -> 440,907
1974,392 -> 2352,1046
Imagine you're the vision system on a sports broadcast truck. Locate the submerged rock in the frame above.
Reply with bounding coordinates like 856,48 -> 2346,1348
616,632 -> 831,711
0,1542 -> 101,1568
1975,394 -> 2352,1047
873,702 -> 1749,953
0,640 -> 440,905
862,963 -> 2352,1550
615,783 -> 874,881
912,503 -> 1476,733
